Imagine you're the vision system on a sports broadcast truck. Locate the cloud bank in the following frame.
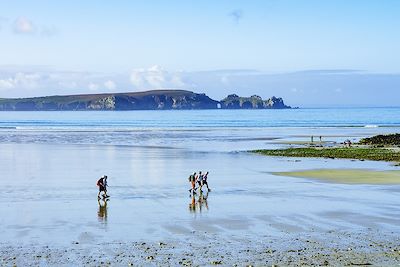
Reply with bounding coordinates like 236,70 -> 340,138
130,65 -> 185,89
0,66 -> 399,107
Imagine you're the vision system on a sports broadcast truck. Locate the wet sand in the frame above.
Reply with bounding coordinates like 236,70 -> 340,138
274,169 -> 400,184
2,230 -> 400,266
1,142 -> 400,266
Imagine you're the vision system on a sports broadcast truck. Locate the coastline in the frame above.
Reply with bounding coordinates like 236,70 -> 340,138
252,147 -> 400,163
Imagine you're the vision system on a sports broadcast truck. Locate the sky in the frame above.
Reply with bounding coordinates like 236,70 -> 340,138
0,0 -> 400,107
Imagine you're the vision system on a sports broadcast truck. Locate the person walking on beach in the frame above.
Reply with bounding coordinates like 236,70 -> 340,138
188,172 -> 197,194
103,175 -> 109,197
197,171 -> 203,191
97,175 -> 107,199
202,171 -> 210,191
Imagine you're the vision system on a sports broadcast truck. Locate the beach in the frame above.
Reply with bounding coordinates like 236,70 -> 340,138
1,109 -> 400,266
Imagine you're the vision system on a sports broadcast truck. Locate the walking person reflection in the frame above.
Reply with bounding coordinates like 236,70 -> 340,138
189,194 -> 196,213
97,198 -> 108,223
202,190 -> 209,211
197,190 -> 210,212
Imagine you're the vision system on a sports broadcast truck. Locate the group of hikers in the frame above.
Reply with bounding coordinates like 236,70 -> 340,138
188,171 -> 210,194
96,171 -> 211,199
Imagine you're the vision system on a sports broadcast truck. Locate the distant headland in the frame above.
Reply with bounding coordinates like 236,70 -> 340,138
0,90 -> 291,111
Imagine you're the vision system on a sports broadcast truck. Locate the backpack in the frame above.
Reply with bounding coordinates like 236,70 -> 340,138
188,175 -> 193,182
96,178 -> 103,186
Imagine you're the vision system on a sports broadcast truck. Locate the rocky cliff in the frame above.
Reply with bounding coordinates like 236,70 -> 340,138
0,90 -> 291,111
219,94 -> 290,109
0,90 -> 219,111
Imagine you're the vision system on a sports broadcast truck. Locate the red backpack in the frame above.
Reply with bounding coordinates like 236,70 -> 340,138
96,178 -> 103,186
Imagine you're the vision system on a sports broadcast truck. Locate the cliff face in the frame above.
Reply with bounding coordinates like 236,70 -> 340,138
0,90 -> 219,111
220,94 -> 290,109
0,90 -> 291,111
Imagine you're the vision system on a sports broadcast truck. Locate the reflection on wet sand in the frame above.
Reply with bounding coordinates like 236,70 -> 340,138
97,198 -> 108,223
189,190 -> 209,213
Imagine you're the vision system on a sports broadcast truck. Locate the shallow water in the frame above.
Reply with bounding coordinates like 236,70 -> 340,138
0,109 -> 400,247
1,142 -> 399,246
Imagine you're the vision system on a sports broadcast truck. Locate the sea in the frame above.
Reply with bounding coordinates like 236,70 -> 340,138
0,108 -> 399,246
0,108 -> 399,150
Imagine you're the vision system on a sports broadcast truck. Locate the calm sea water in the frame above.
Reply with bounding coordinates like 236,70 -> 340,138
0,108 -> 399,151
0,108 -> 399,129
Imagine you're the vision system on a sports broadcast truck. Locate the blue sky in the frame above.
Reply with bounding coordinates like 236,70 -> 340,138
1,1 -> 400,106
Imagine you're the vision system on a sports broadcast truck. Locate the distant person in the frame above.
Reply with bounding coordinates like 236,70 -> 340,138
344,139 -> 352,147
197,171 -> 203,191
319,136 -> 322,142
311,135 -> 314,143
96,175 -> 107,199
188,172 -> 197,194
103,176 -> 109,197
202,171 -> 210,191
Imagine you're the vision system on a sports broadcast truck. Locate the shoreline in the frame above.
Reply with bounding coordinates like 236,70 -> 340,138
252,147 -> 400,164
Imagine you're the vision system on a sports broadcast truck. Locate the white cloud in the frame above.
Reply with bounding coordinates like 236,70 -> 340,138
130,65 -> 185,89
0,79 -> 14,89
88,83 -> 99,91
104,80 -> 116,90
13,17 -> 35,34
0,72 -> 41,90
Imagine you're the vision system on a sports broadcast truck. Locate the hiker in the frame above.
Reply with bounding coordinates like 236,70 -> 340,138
188,172 -> 197,194
103,175 -> 109,197
344,139 -> 352,147
202,171 -> 210,191
97,175 -> 107,199
197,171 -> 203,191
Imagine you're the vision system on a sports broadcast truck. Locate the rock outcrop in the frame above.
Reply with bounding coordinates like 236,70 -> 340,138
219,94 -> 290,109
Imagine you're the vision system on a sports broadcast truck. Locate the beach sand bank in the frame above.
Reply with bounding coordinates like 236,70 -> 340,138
274,169 -> 400,185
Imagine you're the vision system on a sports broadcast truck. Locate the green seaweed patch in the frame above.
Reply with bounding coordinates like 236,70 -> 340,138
359,133 -> 400,146
252,147 -> 400,162
273,169 -> 400,184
